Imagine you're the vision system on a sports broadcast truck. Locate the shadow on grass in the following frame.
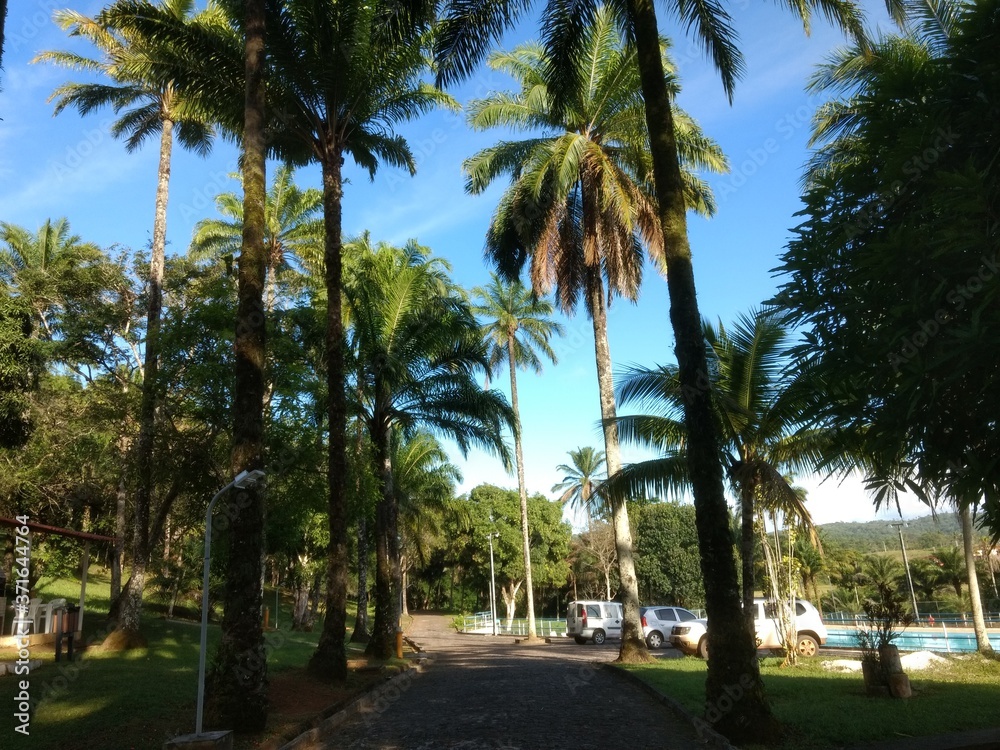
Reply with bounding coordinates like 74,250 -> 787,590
624,655 -> 1000,750
0,613 -> 340,750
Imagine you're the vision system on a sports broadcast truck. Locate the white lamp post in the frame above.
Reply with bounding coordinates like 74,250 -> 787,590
487,530 -> 499,636
195,469 -> 266,737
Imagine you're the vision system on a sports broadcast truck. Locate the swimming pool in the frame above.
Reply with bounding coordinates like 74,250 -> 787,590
826,626 -> 1000,653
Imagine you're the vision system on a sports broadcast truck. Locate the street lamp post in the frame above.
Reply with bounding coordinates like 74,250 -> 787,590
891,522 -> 920,621
487,530 -> 498,636
195,469 -> 265,737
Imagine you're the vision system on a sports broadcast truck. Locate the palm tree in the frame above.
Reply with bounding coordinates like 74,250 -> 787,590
929,546 -> 966,599
0,218 -> 105,340
471,273 -> 562,640
346,239 -> 515,658
209,0 -> 270,727
393,431 -> 463,616
552,446 -> 607,526
464,7 -> 726,663
604,310 -> 825,640
34,2 -> 215,648
436,0 -> 871,737
190,165 -> 325,311
104,0 -> 454,678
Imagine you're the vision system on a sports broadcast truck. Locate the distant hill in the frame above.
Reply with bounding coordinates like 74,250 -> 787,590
817,512 -> 962,553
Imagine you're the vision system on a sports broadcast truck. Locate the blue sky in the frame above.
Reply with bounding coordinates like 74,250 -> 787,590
1,0 -> 935,526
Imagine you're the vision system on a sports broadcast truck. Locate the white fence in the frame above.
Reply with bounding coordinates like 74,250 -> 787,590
458,612 -> 567,637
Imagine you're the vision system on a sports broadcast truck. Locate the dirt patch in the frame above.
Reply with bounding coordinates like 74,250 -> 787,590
234,663 -> 401,749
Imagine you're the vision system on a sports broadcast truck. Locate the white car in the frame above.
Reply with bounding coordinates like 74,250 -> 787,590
640,605 -> 699,649
566,600 -> 622,645
669,598 -> 827,658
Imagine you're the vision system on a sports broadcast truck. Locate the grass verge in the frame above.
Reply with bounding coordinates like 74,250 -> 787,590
621,653 -> 1000,749
1,571 -> 396,750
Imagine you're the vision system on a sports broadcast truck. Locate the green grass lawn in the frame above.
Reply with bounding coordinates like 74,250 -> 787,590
623,653 -> 1000,749
1,569 -> 385,750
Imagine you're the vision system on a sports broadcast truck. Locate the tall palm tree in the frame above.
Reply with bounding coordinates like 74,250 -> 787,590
346,240 -> 515,658
190,165 -> 325,311
471,273 -> 562,640
211,0 -> 269,728
464,7 -> 726,663
34,2 -> 215,647
104,0 -> 454,678
604,309 -> 824,631
436,0 -> 872,737
552,446 -> 607,526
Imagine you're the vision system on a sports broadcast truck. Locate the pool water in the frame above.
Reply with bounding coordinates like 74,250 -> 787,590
826,626 -> 1000,652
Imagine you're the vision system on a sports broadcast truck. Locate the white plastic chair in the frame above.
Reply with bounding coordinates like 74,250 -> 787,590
39,598 -> 67,634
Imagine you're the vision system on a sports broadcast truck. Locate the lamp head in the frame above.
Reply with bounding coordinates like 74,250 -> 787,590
233,469 -> 266,489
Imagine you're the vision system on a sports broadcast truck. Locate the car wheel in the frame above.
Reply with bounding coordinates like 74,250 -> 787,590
796,634 -> 819,658
592,629 -> 606,645
574,636 -> 587,645
646,631 -> 663,649
697,636 -> 709,659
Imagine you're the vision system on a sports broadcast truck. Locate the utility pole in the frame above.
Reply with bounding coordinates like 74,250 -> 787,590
891,522 -> 920,620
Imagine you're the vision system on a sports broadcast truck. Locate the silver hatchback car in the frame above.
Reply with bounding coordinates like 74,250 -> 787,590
640,605 -> 699,649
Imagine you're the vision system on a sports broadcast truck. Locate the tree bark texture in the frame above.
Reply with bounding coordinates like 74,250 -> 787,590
212,1 -> 268,729
584,267 -> 647,663
350,515 -> 371,642
625,0 -> 776,740
509,332 -> 537,638
309,146 -> 350,680
367,415 -> 401,659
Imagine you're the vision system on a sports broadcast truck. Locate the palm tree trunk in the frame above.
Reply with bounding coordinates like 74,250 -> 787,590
626,0 -> 774,740
110,453 -> 128,608
113,115 -> 175,649
350,515 -> 371,642
368,414 -> 401,659
309,143 -> 350,680
351,410 -> 371,643
508,333 -> 537,639
584,266 -> 647,663
212,3 -> 269,727
960,502 -> 994,655
740,480 -> 756,630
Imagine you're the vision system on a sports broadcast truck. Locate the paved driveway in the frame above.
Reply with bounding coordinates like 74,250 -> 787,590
320,613 -> 710,749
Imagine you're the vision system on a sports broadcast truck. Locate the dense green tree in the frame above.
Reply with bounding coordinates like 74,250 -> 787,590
464,7 -> 725,664
633,501 -> 704,608
775,0 -> 998,655
0,295 -> 41,448
471,273 -> 562,639
346,240 -> 514,658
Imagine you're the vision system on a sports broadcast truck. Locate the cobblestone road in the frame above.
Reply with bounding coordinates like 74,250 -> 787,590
320,613 -> 710,750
